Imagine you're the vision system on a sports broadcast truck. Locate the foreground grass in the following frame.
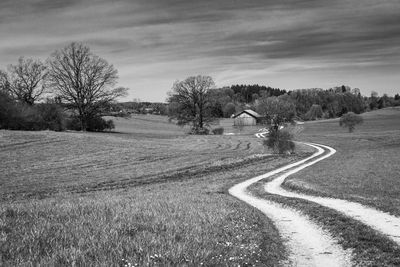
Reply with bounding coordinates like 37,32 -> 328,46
0,119 -> 306,266
0,155 -> 301,266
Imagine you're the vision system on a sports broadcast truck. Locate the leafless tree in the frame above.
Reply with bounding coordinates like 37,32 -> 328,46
6,57 -> 47,105
167,75 -> 215,134
0,70 -> 10,93
47,42 -> 127,131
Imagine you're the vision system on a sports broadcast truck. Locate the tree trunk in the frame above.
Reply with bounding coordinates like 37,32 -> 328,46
78,108 -> 87,131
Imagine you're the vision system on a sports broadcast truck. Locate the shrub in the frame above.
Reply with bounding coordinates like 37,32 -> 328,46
264,128 -> 295,154
211,127 -> 224,135
188,127 -> 209,135
339,112 -> 363,132
0,91 -> 18,129
66,116 -> 82,131
87,116 -> 115,132
0,94 -> 67,131
36,103 -> 66,131
66,116 -> 115,132
16,105 -> 45,130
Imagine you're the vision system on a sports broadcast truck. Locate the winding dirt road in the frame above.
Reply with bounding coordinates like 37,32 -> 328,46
229,144 -> 352,266
264,142 -> 400,245
229,134 -> 400,266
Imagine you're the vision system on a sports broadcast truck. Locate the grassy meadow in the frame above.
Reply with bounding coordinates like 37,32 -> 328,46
248,107 -> 400,266
0,115 -> 304,266
289,107 -> 400,216
2,109 -> 400,266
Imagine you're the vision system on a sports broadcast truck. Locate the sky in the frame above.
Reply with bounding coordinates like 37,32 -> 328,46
0,0 -> 399,102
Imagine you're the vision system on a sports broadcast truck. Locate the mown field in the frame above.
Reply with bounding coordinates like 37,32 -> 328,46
0,115 -> 304,266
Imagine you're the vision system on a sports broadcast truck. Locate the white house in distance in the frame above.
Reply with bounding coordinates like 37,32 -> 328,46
232,109 -> 263,126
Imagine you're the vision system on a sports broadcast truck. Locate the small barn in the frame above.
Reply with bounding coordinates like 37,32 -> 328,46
233,110 -> 262,126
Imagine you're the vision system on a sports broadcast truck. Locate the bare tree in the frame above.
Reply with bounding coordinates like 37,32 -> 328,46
256,95 -> 296,130
47,42 -> 127,131
167,75 -> 215,134
6,57 -> 47,105
0,70 -> 10,93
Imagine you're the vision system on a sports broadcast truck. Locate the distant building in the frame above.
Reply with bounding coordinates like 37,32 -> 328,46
233,109 -> 263,126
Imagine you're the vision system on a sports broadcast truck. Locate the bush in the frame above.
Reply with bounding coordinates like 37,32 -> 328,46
0,91 -> 18,129
264,128 -> 295,154
0,95 -> 66,131
65,116 -> 82,131
66,116 -> 115,132
36,103 -> 66,131
339,112 -> 363,132
189,127 -> 209,135
87,117 -> 115,132
211,127 -> 224,135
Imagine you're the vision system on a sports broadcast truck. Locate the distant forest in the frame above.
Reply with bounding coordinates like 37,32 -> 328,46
117,84 -> 400,121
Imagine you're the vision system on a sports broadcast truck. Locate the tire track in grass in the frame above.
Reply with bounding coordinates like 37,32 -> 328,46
229,144 -> 352,266
265,142 -> 400,246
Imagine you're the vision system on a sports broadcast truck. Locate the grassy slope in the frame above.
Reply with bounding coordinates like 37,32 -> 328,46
247,107 -> 400,266
0,116 -> 267,201
0,115 -> 302,266
290,107 -> 400,216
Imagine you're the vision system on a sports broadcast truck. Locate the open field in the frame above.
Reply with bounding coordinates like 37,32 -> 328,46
0,116 -> 268,201
2,109 -> 400,266
288,107 -> 400,216
245,107 -> 400,265
0,115 -> 304,266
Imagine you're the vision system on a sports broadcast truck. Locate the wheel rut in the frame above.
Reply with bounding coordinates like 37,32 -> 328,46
265,142 -> 400,246
230,132 -> 400,266
229,144 -> 352,266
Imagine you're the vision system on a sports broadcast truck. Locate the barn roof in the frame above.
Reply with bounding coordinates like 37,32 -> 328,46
233,109 -> 262,119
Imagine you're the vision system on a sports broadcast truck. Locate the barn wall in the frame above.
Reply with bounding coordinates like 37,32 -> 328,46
234,113 -> 256,126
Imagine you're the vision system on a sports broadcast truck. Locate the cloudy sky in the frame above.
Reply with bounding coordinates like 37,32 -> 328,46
1,0 -> 399,102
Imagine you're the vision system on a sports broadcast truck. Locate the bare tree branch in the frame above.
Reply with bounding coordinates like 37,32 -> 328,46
6,57 -> 47,105
167,75 -> 215,133
47,42 -> 128,131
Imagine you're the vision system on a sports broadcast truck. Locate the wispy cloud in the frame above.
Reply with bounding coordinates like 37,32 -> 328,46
0,0 -> 399,100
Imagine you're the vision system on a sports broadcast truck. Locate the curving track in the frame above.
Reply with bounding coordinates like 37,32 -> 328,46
264,142 -> 400,246
230,132 -> 400,266
229,141 -> 352,266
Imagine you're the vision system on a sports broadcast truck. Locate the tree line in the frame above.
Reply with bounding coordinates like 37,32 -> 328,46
0,42 -> 127,132
167,76 -> 400,134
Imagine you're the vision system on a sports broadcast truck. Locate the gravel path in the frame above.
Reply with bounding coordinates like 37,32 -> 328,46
229,146 -> 352,266
265,142 -> 400,246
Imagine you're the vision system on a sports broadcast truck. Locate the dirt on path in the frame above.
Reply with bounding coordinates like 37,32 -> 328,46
229,147 -> 352,266
265,142 -> 400,246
